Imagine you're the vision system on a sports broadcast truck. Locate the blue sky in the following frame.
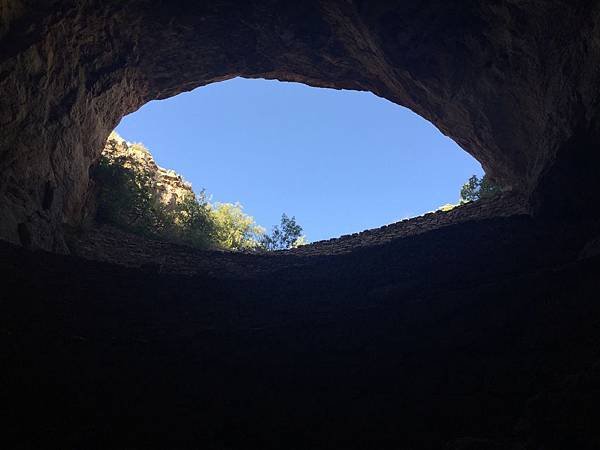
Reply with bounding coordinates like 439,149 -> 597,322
116,77 -> 482,242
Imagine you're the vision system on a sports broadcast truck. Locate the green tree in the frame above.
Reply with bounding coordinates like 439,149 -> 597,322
460,174 -> 500,203
93,139 -> 306,252
93,154 -> 165,236
260,214 -> 306,250
479,175 -> 501,199
211,202 -> 265,250
168,191 -> 217,248
93,153 -> 217,248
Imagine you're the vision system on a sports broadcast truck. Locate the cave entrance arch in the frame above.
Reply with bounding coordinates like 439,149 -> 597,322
2,1 -> 599,250
112,77 -> 483,243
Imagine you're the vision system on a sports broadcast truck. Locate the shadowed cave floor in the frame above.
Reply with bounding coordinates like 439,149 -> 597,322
2,210 -> 600,449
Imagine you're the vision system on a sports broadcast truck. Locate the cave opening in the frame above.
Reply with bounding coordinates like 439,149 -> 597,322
4,3 -> 600,448
110,77 -> 483,246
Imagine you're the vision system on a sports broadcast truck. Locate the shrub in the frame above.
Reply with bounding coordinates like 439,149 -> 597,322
211,202 -> 265,250
92,154 -> 166,236
260,214 -> 305,250
167,191 -> 217,249
92,139 -> 306,251
92,153 -> 217,248
460,174 -> 500,203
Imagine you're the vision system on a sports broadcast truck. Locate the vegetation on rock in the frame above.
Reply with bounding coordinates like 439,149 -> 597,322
260,214 -> 306,250
94,135 -> 500,248
436,174 -> 500,212
210,202 -> 265,250
460,174 -> 500,203
92,133 -> 305,251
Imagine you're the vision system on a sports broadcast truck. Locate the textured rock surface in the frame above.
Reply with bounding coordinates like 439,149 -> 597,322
3,214 -> 600,448
101,132 -> 195,208
3,1 -> 600,249
67,193 -> 528,276
4,4 -> 600,447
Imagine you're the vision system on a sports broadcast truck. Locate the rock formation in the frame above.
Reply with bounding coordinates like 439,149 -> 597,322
3,205 -> 600,449
3,3 -> 600,448
2,1 -> 600,250
100,131 -> 195,210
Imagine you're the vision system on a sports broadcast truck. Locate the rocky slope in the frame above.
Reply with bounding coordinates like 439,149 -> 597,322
100,132 -> 196,209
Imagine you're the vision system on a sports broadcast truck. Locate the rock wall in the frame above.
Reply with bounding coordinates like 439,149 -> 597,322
67,193 -> 527,276
3,210 -> 600,449
100,132 -> 196,209
2,1 -> 600,250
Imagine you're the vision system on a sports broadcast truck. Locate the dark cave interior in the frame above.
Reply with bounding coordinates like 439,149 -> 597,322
2,1 -> 600,449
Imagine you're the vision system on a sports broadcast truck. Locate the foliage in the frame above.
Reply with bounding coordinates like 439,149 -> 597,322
460,174 -> 500,203
168,191 -> 217,249
92,145 -> 305,251
260,214 -> 306,251
93,152 -> 217,248
211,202 -> 265,250
93,154 -> 167,236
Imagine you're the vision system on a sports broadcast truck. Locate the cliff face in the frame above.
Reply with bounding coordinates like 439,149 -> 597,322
2,1 -> 600,250
101,132 -> 195,211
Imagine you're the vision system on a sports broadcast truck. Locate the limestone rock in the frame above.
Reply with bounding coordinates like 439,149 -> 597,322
101,132 -> 196,210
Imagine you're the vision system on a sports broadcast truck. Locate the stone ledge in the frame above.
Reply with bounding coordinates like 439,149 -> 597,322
67,192 -> 527,276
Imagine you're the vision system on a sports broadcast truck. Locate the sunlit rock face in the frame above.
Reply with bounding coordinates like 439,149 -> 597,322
2,1 -> 600,250
101,132 -> 195,210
